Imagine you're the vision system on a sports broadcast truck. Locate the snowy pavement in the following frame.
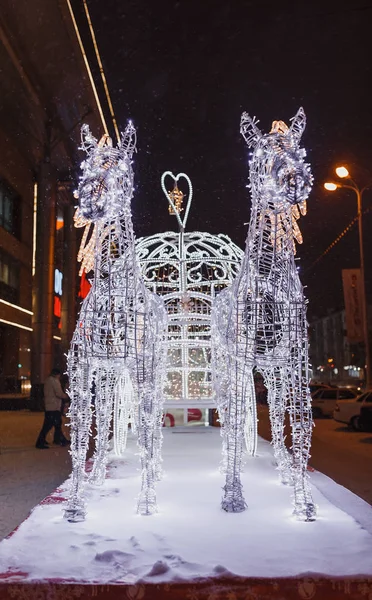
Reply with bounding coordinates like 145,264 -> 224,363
258,405 -> 372,505
0,427 -> 372,584
0,410 -> 72,540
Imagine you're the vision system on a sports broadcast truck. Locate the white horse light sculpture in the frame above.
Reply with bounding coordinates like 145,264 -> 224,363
212,108 -> 316,521
64,122 -> 167,522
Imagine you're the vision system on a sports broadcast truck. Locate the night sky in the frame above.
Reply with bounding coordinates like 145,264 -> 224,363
71,0 -> 372,319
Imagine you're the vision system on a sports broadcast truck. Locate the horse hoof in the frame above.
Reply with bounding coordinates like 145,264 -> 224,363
137,502 -> 158,516
88,468 -> 105,486
137,491 -> 158,516
280,473 -> 294,486
64,507 -> 86,522
293,502 -> 317,522
221,498 -> 247,513
89,475 -> 105,486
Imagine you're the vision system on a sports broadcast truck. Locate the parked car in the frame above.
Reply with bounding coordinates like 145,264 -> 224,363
311,387 -> 358,418
333,390 -> 372,430
359,404 -> 372,432
309,383 -> 331,395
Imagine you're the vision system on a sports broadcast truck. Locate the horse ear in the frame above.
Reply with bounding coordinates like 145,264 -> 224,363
120,120 -> 137,158
80,124 -> 98,151
289,107 -> 306,142
240,112 -> 262,148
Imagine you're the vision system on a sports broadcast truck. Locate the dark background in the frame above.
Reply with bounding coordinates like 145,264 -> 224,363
71,0 -> 372,319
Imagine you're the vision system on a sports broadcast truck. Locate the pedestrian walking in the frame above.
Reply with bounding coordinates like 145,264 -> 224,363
35,368 -> 70,449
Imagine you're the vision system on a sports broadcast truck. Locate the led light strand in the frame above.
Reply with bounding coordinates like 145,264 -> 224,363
32,182 -> 37,276
65,0 -> 109,136
82,0 -> 120,143
0,318 -> 33,332
305,208 -> 372,273
0,299 -> 33,315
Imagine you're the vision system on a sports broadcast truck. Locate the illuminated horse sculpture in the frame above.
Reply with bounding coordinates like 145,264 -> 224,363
212,108 -> 316,521
65,122 -> 167,522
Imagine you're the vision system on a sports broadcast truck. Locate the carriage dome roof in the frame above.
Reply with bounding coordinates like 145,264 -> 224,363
136,230 -> 243,294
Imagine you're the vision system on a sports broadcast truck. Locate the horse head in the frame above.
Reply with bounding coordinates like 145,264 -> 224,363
75,121 -> 137,222
240,108 -> 313,212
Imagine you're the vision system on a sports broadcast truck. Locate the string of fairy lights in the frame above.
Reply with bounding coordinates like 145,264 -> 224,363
305,205 -> 372,273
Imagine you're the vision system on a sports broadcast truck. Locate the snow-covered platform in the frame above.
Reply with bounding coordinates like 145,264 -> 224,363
1,428 -> 372,599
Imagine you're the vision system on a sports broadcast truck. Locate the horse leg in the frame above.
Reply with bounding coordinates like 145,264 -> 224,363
288,344 -> 316,521
263,367 -> 293,485
136,377 -> 159,515
133,318 -> 164,516
89,361 -> 117,485
221,357 -> 247,512
212,344 -> 229,473
153,381 -> 164,483
244,369 -> 258,457
153,334 -> 167,481
64,354 -> 93,522
113,368 -> 134,457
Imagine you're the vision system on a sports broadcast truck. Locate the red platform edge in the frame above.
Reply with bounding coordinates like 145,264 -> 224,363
1,575 -> 372,600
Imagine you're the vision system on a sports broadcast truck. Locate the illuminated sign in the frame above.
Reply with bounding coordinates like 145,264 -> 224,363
78,271 -> 91,299
54,296 -> 61,318
54,269 -> 63,330
54,269 -> 63,295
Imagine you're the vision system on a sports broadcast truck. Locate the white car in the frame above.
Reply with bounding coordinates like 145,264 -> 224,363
333,390 -> 372,430
311,387 -> 358,418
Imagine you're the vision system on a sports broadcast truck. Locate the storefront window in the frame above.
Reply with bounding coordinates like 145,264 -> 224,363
0,249 -> 20,303
0,179 -> 20,238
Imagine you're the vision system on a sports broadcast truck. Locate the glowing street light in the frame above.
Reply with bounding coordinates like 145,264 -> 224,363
335,166 -> 349,179
324,182 -> 339,191
324,166 -> 371,388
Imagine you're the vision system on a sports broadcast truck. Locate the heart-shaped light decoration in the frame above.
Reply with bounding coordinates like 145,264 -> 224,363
161,171 -> 193,231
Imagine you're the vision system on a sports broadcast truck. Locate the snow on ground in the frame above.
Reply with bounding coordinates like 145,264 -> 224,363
0,427 -> 372,584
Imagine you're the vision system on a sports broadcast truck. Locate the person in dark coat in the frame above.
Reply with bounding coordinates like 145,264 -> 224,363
35,368 -> 70,449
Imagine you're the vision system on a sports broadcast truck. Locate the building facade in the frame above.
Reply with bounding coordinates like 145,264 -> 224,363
309,309 -> 366,386
0,1 -> 101,394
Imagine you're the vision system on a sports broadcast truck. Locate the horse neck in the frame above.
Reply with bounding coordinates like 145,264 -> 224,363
93,204 -> 137,278
242,189 -> 298,285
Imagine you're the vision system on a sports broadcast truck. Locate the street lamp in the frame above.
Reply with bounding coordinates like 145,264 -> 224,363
324,166 -> 371,388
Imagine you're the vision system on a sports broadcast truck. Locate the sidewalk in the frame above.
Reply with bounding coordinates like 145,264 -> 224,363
0,394 -> 30,411
0,410 -> 72,540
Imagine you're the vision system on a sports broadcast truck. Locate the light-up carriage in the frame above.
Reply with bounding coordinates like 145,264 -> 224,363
136,172 -> 243,426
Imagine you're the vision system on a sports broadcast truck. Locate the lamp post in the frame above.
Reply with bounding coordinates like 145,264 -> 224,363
324,167 -> 371,388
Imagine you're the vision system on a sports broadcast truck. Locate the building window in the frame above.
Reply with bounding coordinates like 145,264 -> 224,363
0,249 -> 20,303
0,179 -> 20,238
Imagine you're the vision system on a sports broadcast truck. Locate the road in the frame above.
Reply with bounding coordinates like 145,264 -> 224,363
0,408 -> 371,541
257,405 -> 372,505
